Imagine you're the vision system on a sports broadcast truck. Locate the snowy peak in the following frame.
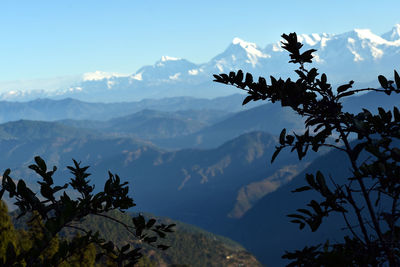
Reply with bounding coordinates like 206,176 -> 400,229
155,56 -> 193,67
208,37 -> 271,72
297,33 -> 327,46
382,24 -> 400,41
83,71 -> 129,81
132,56 -> 199,83
230,37 -> 270,62
231,37 -> 258,51
160,55 -> 181,62
352,28 -> 388,44
3,24 -> 400,102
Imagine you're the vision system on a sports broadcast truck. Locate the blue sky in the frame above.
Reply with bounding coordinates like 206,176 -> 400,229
0,0 -> 399,82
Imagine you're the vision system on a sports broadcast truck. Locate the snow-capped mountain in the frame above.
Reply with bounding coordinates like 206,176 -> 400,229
206,38 -> 271,72
382,24 -> 400,41
2,24 -> 400,102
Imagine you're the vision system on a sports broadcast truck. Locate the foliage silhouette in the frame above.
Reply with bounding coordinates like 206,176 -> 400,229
0,156 -> 175,266
214,32 -> 400,266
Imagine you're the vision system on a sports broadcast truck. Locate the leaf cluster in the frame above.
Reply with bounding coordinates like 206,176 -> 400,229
0,156 -> 175,267
214,32 -> 400,266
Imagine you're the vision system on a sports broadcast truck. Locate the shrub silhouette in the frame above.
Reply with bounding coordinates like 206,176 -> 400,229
0,156 -> 174,266
214,32 -> 400,266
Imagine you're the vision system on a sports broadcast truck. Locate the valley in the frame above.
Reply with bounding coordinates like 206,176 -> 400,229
2,87 -> 398,266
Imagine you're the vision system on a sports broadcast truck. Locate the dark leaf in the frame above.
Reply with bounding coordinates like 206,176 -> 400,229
152,229 -> 166,238
144,236 -> 157,243
315,171 -> 327,191
146,218 -> 156,229
245,73 -> 253,85
352,142 -> 366,161
279,128 -> 286,145
271,147 -> 282,163
157,245 -> 170,250
395,70 -> 400,89
321,73 -> 327,84
295,70 -> 306,80
34,156 -> 47,172
378,75 -> 388,89
291,186 -> 312,193
286,135 -> 295,145
121,244 -> 130,253
393,107 -> 400,122
242,95 -> 253,105
235,70 -> 244,84
337,81 -> 353,93
0,188 -> 5,200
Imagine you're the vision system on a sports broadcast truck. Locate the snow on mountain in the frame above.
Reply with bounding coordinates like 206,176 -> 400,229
160,55 -> 181,62
381,24 -> 400,42
2,24 -> 400,102
297,33 -> 332,47
203,37 -> 271,74
132,56 -> 200,84
83,71 -> 130,81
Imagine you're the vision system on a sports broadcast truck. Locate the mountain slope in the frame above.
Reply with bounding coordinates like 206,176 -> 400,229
154,103 -> 303,149
64,131 -> 319,234
10,209 -> 262,267
229,144 -> 362,266
0,119 -> 318,236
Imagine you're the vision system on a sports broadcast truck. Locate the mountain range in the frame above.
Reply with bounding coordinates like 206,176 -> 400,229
1,24 -> 400,102
1,88 -> 399,266
0,94 -> 264,123
1,20 -> 400,265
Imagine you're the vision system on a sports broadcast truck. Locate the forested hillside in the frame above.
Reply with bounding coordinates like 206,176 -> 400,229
5,203 -> 262,266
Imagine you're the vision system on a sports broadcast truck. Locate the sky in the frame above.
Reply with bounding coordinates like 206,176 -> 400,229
0,0 -> 399,84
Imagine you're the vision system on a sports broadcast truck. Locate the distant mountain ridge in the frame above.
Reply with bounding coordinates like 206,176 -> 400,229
60,108 -> 232,141
0,94 -> 263,123
2,24 -> 400,102
153,103 -> 303,149
0,120 -> 317,235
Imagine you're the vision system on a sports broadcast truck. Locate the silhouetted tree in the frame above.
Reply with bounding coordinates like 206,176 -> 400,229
0,157 -> 175,266
214,32 -> 400,266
